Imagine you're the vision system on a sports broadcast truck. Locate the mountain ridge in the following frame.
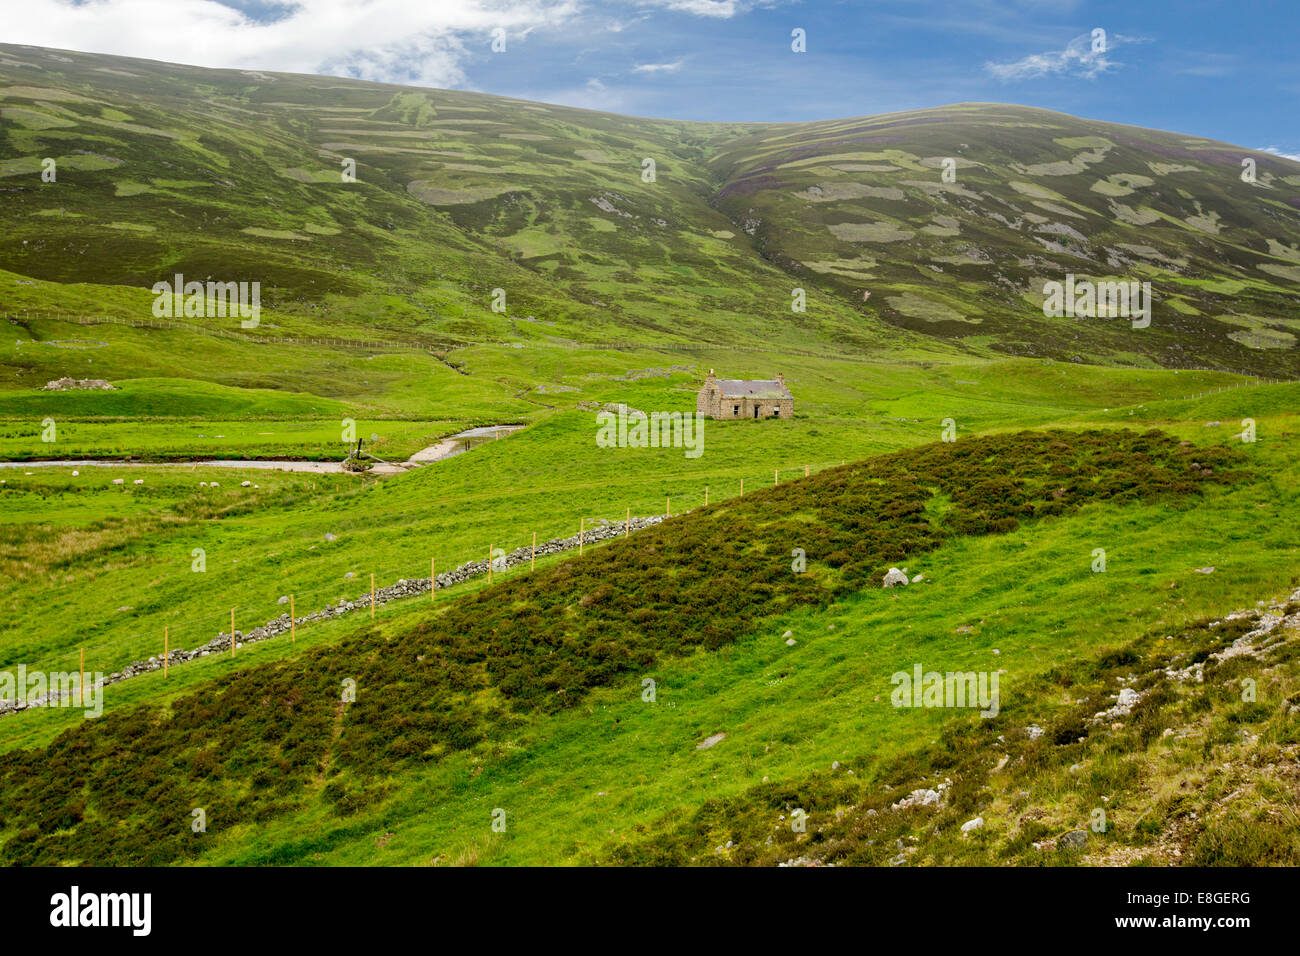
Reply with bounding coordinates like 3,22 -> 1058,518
1,43 -> 1298,377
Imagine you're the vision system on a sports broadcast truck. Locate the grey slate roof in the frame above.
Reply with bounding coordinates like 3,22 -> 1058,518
714,379 -> 791,399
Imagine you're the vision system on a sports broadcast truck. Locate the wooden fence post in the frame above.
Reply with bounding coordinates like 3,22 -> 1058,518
291,595 -> 296,642
531,532 -> 536,570
230,608 -> 236,657
79,648 -> 85,707
705,485 -> 709,506
431,558 -> 436,602
625,507 -> 630,536
164,627 -> 169,678
804,464 -> 809,477
666,497 -> 670,517
740,477 -> 744,497
371,573 -> 376,619
774,469 -> 778,487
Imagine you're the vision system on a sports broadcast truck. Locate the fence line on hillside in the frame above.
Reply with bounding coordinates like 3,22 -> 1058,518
1167,376 -> 1297,403
0,456 -> 864,712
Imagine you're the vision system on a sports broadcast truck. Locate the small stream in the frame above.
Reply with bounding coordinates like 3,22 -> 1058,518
0,424 -> 524,474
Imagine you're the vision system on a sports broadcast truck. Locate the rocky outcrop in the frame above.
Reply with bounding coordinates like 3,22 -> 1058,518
41,377 -> 115,390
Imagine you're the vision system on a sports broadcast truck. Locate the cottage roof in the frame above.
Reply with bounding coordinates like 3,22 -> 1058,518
713,379 -> 791,399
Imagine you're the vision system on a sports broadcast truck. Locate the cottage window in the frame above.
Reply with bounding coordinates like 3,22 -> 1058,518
733,404 -> 739,415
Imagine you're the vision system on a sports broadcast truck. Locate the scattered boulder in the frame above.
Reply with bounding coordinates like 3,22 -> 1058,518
696,732 -> 727,750
961,816 -> 984,833
1058,829 -> 1088,850
882,567 -> 909,588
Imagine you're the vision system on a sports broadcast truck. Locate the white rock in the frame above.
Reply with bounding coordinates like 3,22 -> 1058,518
893,788 -> 942,810
241,480 -> 251,487
786,637 -> 797,646
1026,724 -> 1045,740
883,567 -> 909,588
961,816 -> 984,833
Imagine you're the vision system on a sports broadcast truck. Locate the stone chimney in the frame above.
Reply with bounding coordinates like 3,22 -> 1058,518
777,372 -> 785,387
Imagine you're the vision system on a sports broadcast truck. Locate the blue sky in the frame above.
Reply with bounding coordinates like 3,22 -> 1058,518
9,0 -> 1299,156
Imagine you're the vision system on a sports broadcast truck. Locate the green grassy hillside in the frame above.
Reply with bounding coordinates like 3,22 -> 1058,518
1,44 -> 1297,868
0,427 -> 1253,864
2,43 -> 1298,384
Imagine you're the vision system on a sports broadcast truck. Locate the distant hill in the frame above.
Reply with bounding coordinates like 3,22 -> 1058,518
1,43 -> 1298,373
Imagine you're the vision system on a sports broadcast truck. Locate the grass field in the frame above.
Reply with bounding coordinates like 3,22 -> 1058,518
0,45 -> 1297,868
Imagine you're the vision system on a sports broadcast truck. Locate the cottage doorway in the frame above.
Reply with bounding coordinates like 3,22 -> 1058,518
753,405 -> 760,418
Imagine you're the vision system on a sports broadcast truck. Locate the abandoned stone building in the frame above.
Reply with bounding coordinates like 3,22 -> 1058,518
696,370 -> 794,420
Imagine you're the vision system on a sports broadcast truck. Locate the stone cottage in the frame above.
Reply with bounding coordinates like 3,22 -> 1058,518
696,370 -> 793,420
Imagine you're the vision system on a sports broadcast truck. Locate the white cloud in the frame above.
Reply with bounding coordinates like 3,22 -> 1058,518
1260,146 -> 1300,164
632,58 -> 685,73
3,0 -> 583,88
641,0 -> 740,18
986,30 -> 1140,81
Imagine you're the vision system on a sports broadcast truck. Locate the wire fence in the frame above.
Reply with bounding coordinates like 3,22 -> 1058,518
1,455 -> 858,703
